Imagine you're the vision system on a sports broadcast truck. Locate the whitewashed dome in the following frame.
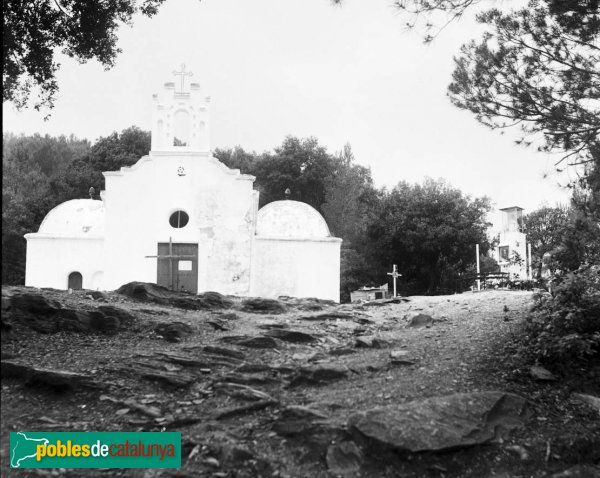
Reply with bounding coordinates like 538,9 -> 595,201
38,199 -> 105,236
256,200 -> 331,238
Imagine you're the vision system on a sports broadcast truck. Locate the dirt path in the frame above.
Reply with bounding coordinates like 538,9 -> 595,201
1,287 -> 599,477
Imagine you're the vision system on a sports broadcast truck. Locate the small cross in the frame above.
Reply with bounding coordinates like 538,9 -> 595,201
172,64 -> 193,93
387,264 -> 402,298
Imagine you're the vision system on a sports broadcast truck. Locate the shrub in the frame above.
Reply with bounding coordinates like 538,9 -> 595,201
523,264 -> 600,367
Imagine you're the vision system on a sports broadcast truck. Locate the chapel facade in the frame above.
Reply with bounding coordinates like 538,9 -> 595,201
24,71 -> 342,301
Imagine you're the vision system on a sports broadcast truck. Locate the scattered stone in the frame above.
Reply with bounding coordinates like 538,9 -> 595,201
207,319 -> 230,331
530,365 -> 557,382
389,350 -> 416,366
219,312 -> 240,321
572,393 -> 600,415
235,363 -> 272,373
329,347 -> 355,356
298,311 -> 356,321
282,405 -> 328,420
218,443 -> 254,465
506,444 -> 530,460
258,323 -> 289,330
407,314 -> 434,328
136,308 -> 169,316
355,337 -> 389,348
203,457 -> 220,468
87,290 -> 107,300
263,329 -> 317,343
326,441 -> 362,476
348,392 -> 531,452
155,352 -> 226,368
1,360 -> 100,390
551,465 -> 600,478
139,370 -> 195,388
362,297 -> 409,307
89,314 -> 120,335
273,405 -> 331,436
278,296 -> 336,310
289,364 -> 349,386
240,297 -> 287,314
214,399 -> 278,420
101,395 -> 162,418
155,322 -> 193,342
213,382 -> 273,401
6,292 -> 134,335
202,346 -> 245,360
8,293 -> 62,333
219,372 -> 279,386
96,306 -> 135,326
220,336 -> 279,349
117,282 -> 233,310
354,317 -> 375,325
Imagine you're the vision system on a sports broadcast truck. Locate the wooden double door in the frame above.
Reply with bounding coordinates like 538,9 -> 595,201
156,242 -> 198,293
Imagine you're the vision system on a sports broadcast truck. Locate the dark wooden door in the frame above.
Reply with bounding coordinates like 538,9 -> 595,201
157,243 -> 198,293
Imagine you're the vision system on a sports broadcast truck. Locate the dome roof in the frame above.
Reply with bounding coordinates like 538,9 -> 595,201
256,200 -> 331,239
38,199 -> 105,236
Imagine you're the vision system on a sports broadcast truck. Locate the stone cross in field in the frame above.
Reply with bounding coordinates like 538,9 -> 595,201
173,64 -> 193,93
145,237 -> 196,291
387,264 -> 401,298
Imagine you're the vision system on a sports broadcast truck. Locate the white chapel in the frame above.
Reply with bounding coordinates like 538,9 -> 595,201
24,69 -> 342,301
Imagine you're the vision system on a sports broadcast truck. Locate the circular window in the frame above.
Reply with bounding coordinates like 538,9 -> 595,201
169,210 -> 189,228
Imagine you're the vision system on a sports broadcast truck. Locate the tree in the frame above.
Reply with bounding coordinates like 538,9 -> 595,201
522,205 -> 571,277
321,144 -> 377,244
247,136 -> 335,210
448,2 -> 599,167
367,178 -> 492,294
3,0 -> 166,112
65,126 -> 151,196
2,132 -> 91,284
213,146 -> 260,174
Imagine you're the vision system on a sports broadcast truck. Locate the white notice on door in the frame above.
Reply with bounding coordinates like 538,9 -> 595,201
178,260 -> 192,271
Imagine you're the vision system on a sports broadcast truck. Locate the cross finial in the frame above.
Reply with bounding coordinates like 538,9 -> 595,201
172,63 -> 193,93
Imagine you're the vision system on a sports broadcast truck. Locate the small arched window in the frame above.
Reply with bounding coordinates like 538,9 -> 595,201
68,271 -> 83,290
169,210 -> 189,228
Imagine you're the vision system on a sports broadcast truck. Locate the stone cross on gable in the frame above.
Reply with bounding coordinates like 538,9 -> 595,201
172,64 -> 193,93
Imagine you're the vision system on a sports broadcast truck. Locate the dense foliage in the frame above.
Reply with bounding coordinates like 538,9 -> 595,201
366,179 -> 492,295
525,265 -> 600,367
3,0 -> 166,112
522,205 -> 571,278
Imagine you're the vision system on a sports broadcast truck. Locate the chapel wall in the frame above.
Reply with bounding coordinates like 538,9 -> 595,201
250,237 -> 341,302
25,237 -> 104,290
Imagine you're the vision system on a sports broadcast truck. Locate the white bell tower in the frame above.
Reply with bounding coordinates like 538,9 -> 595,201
150,64 -> 211,153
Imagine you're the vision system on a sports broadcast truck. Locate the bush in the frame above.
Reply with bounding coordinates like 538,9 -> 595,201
523,265 -> 600,367
507,279 -> 540,291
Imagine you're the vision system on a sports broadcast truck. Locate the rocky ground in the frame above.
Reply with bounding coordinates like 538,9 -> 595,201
1,284 -> 599,478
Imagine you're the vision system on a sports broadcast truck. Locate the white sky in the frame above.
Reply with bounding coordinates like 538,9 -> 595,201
3,0 -> 572,228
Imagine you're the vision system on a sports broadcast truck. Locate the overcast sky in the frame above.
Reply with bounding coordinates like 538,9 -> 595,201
3,0 -> 572,227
